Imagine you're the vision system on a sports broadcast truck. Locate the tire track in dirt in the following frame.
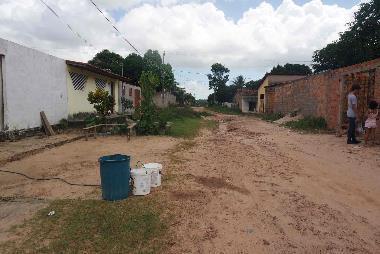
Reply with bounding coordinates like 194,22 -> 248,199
168,114 -> 380,254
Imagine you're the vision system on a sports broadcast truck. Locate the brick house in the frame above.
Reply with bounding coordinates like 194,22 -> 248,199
265,58 -> 380,135
256,74 -> 306,113
234,88 -> 257,113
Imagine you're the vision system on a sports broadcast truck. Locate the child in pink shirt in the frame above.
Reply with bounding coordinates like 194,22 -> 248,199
364,100 -> 379,145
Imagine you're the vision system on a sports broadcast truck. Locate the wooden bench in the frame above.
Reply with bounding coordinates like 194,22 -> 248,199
83,123 -> 137,141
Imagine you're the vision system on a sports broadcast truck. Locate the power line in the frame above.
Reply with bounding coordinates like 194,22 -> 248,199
88,0 -> 141,55
39,0 -> 93,47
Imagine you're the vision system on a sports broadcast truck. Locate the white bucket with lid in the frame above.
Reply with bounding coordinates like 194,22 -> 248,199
130,168 -> 151,196
143,163 -> 162,188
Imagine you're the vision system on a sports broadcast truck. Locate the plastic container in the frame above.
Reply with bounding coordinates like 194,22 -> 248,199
99,154 -> 130,201
130,168 -> 151,195
143,163 -> 162,187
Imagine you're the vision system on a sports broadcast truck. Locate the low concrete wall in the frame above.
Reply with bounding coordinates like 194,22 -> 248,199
153,92 -> 176,108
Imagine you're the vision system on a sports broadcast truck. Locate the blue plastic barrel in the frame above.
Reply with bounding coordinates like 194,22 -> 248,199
99,154 -> 130,201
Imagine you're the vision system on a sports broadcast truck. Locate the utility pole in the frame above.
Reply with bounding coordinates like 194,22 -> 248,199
162,51 -> 165,65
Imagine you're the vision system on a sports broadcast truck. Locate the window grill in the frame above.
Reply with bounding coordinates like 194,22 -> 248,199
95,78 -> 107,89
69,72 -> 87,90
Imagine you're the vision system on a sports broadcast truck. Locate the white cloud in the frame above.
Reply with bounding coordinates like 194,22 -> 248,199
0,0 -> 358,99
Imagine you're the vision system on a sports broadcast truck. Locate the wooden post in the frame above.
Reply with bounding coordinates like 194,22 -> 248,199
40,111 -> 55,136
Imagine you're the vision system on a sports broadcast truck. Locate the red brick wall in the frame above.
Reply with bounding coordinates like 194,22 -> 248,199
270,58 -> 380,130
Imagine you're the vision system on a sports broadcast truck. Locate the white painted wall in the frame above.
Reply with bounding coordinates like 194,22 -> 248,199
0,38 -> 68,130
153,92 -> 176,108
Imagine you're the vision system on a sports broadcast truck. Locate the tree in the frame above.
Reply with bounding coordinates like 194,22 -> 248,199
245,79 -> 261,89
184,92 -> 196,105
136,71 -> 160,134
269,64 -> 312,75
143,50 -> 175,92
88,49 -> 124,75
160,63 -> 176,92
312,0 -> 380,72
232,75 -> 246,88
207,63 -> 230,103
143,49 -> 162,75
123,53 -> 144,85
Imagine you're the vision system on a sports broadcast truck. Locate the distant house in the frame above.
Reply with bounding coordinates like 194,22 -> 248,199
256,74 -> 306,113
66,60 -> 140,115
234,88 -> 257,113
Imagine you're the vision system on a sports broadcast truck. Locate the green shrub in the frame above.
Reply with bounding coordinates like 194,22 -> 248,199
207,105 -> 241,115
85,115 -> 106,127
69,112 -> 96,120
284,116 -> 327,130
261,112 -> 284,122
58,118 -> 69,129
111,125 -> 129,135
136,71 -> 160,135
88,88 -> 115,115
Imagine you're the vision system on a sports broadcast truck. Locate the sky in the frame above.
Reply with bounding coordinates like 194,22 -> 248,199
0,0 -> 362,99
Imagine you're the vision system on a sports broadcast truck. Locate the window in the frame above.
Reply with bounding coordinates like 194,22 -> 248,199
95,78 -> 107,89
260,94 -> 264,99
129,88 -> 133,96
69,72 -> 87,90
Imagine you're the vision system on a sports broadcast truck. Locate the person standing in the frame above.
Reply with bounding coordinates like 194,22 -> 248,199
347,84 -> 361,144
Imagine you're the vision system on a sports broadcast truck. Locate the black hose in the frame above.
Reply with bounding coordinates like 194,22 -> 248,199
0,169 -> 100,187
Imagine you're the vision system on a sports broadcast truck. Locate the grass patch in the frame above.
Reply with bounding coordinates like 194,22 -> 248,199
202,119 -> 218,130
259,112 -> 284,122
207,105 -> 241,115
168,117 -> 202,138
0,198 -> 170,254
284,116 -> 327,131
159,106 -> 217,138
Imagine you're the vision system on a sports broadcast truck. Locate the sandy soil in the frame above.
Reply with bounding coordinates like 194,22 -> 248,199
0,133 -> 82,164
0,135 -> 179,242
168,114 -> 380,253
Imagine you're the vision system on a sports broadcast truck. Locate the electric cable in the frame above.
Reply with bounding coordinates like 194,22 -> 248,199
88,0 -> 141,55
0,169 -> 100,187
39,0 -> 93,47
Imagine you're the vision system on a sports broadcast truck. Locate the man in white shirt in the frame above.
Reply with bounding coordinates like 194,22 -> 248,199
347,84 -> 361,144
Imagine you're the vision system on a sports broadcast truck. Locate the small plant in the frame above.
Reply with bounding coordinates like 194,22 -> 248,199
284,116 -> 327,131
88,88 -> 115,115
58,118 -> 68,129
121,97 -> 134,112
261,112 -> 284,122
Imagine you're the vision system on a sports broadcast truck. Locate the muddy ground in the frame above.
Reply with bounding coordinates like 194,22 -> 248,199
167,114 -> 380,253
1,113 -> 379,253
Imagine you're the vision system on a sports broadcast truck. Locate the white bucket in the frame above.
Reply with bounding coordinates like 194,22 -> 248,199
130,168 -> 151,196
143,163 -> 162,188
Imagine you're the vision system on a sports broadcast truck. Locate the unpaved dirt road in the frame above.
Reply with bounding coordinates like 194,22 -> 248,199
168,114 -> 380,254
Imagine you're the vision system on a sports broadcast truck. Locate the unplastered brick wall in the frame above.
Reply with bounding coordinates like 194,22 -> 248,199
270,58 -> 380,130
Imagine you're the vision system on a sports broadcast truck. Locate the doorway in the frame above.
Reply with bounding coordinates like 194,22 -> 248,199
249,101 -> 255,111
0,55 -> 4,131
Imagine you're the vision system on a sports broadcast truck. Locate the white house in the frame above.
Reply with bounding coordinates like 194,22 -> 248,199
0,38 -> 68,131
0,38 -> 141,133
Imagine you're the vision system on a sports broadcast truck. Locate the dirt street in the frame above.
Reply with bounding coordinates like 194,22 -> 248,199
168,114 -> 380,253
